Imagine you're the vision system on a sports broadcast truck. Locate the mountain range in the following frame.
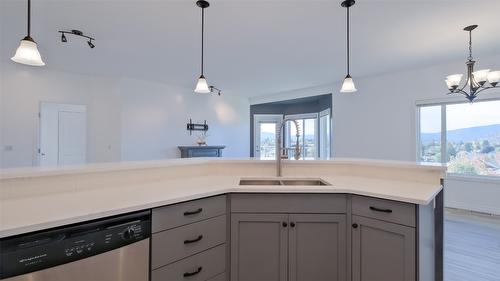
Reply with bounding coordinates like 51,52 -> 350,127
421,124 -> 500,143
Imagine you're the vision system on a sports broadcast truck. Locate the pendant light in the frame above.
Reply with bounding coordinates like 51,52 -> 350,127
340,0 -> 356,93
11,0 -> 45,66
194,0 -> 211,94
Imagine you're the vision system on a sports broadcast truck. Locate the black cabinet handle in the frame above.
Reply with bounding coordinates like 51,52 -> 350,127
352,223 -> 358,229
282,222 -> 288,227
184,235 -> 203,244
183,266 -> 203,278
369,206 -> 393,213
183,208 -> 203,216
290,222 -> 296,228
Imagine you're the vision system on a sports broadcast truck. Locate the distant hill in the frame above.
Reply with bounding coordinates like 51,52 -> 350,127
421,124 -> 500,143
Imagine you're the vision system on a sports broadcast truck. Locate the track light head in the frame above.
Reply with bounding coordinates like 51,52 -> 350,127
87,40 -> 95,49
61,33 -> 67,43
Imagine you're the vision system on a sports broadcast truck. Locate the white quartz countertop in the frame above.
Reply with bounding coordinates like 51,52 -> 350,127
0,158 -> 445,238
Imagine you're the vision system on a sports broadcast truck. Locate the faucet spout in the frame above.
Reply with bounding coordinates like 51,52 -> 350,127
276,118 -> 301,177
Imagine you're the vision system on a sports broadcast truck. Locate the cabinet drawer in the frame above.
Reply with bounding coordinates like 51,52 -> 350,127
152,215 -> 227,269
231,194 -> 346,213
351,196 -> 416,227
153,195 -> 226,233
152,244 -> 226,281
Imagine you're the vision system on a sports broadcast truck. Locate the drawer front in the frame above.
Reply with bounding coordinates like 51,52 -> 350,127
190,149 -> 219,158
152,244 -> 226,281
351,196 -> 416,227
206,272 -> 226,281
152,215 -> 227,269
153,195 -> 227,233
231,194 -> 347,213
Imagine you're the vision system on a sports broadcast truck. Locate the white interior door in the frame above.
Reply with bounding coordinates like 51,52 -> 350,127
253,114 -> 283,159
39,102 -> 87,167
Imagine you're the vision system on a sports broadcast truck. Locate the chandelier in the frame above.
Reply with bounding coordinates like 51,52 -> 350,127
445,25 -> 499,102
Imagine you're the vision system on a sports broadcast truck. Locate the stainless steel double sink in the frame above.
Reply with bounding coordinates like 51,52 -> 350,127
239,178 -> 331,186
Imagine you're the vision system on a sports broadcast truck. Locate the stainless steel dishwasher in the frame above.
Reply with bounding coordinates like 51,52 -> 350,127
0,210 -> 150,281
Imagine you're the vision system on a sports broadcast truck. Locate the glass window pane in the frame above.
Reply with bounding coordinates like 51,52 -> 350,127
419,106 -> 442,163
446,100 -> 500,177
259,123 -> 276,160
319,114 -> 331,159
303,118 -> 317,159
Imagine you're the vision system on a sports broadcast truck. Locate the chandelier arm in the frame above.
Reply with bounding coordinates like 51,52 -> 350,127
474,86 -> 497,96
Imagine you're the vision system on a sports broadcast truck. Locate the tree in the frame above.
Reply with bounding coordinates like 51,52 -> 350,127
464,142 -> 473,153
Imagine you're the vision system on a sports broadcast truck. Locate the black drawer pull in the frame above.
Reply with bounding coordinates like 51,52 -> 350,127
290,222 -> 296,228
183,266 -> 203,278
369,206 -> 393,213
352,223 -> 358,229
282,222 -> 288,227
184,235 -> 203,244
184,208 -> 203,216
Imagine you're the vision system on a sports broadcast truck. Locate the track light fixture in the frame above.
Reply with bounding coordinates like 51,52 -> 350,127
194,0 -> 221,95
11,0 -> 45,66
209,86 -> 222,96
58,30 -> 96,49
87,39 -> 95,49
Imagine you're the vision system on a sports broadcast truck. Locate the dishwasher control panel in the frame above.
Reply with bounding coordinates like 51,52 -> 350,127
0,210 -> 151,279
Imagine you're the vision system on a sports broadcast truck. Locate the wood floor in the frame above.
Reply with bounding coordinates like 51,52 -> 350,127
445,209 -> 500,281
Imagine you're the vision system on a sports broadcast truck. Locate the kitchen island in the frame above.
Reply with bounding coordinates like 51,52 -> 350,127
0,158 -> 445,281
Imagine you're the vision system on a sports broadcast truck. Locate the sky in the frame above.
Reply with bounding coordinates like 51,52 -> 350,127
420,100 -> 500,133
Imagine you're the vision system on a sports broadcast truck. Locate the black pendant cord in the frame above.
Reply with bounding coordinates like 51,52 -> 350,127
201,7 -> 205,76
346,5 -> 350,76
27,0 -> 31,37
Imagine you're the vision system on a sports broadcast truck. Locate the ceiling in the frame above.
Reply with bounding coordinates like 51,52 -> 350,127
1,0 -> 500,97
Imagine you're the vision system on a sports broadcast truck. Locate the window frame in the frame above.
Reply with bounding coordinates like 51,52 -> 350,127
416,92 -> 500,181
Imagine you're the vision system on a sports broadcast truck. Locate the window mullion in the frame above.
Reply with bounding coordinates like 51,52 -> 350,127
441,104 -> 447,164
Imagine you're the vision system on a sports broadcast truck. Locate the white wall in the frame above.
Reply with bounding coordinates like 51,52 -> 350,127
1,63 -> 122,168
0,64 -> 250,168
120,78 -> 249,160
251,55 -> 500,215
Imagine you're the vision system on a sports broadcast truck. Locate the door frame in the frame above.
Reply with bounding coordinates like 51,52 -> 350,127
253,114 -> 283,159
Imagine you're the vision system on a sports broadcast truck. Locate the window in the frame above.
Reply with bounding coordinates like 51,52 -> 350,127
319,109 -> 331,159
285,113 -> 319,160
418,99 -> 500,178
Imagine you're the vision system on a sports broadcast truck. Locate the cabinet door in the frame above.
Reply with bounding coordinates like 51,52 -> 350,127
352,215 -> 416,281
230,214 -> 288,281
288,214 -> 347,281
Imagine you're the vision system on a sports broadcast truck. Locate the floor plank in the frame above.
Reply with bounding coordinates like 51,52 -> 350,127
445,209 -> 500,281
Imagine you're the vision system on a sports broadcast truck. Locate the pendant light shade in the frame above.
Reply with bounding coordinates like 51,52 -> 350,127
340,74 -> 357,93
340,0 -> 356,93
11,0 -> 45,66
195,75 -> 210,94
12,37 -> 45,66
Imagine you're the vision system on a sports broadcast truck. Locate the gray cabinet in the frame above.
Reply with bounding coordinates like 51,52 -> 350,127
230,214 -> 288,281
288,214 -> 347,281
351,215 -> 416,281
230,213 -> 347,281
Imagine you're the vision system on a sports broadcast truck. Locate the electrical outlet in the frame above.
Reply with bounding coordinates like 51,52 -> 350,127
4,145 -> 13,152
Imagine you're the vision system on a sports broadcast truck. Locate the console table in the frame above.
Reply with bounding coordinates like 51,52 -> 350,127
178,145 -> 226,158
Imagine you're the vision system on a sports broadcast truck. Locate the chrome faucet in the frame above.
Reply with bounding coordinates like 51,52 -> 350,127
276,118 -> 301,177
